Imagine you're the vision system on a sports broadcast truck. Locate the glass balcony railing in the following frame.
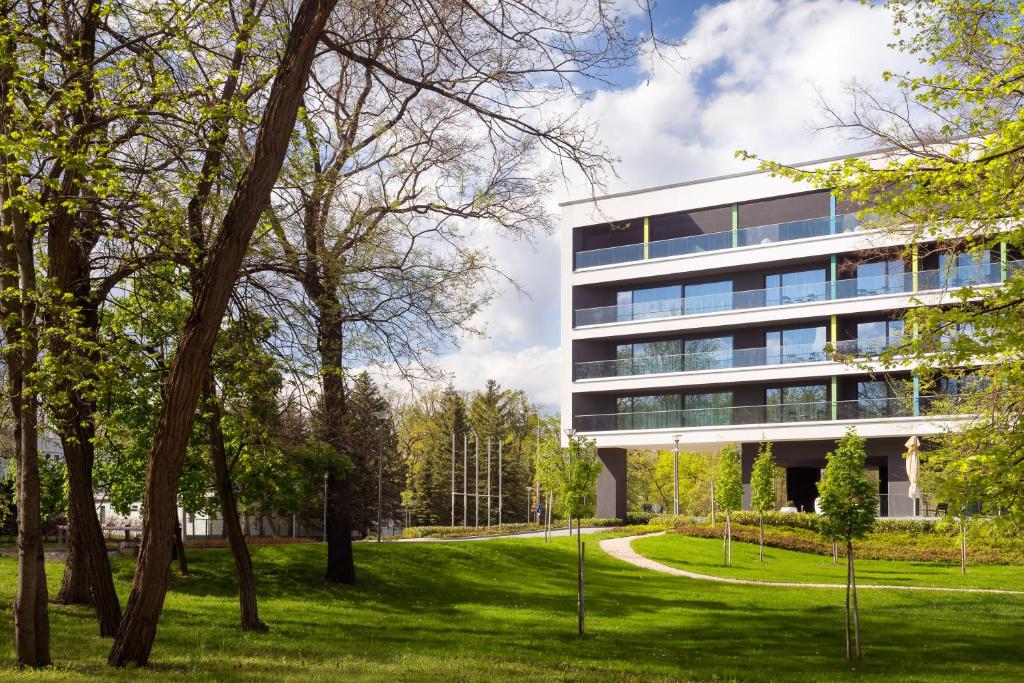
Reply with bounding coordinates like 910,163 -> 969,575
574,212 -> 862,270
572,336 -> 906,380
573,261 -> 1013,327
574,397 -> 920,432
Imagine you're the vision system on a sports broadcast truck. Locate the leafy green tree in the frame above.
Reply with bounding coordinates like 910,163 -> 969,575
714,444 -> 742,566
817,428 -> 876,661
750,440 -> 776,563
743,1 -> 1024,534
536,418 -> 601,524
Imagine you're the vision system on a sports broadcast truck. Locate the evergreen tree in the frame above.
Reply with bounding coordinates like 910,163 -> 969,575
344,373 -> 403,537
402,387 -> 470,525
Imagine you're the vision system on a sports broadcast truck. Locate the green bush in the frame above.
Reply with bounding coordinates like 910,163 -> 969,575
402,517 -> 635,539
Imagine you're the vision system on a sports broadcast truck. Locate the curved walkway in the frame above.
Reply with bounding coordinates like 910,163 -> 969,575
600,532 -> 1024,595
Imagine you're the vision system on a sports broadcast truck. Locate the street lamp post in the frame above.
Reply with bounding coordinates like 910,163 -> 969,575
673,435 -> 681,516
374,409 -> 389,542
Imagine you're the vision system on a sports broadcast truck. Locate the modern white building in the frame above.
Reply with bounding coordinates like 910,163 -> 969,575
561,157 -> 1008,518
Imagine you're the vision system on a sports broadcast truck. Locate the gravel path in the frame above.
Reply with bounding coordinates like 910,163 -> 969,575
599,532 -> 1024,595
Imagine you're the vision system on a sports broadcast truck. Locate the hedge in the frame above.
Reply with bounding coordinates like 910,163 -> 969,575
667,520 -> 1024,565
401,515 -> 644,539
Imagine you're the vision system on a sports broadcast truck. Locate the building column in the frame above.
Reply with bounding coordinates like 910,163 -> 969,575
596,448 -> 627,520
830,254 -> 837,299
740,443 -> 756,510
643,216 -> 650,260
886,452 -> 913,517
731,203 -> 739,247
829,194 -> 837,234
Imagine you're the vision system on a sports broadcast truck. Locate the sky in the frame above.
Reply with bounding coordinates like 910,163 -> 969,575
414,0 -> 921,409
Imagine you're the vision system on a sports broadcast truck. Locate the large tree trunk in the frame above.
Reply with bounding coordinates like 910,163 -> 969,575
204,374 -> 267,631
56,509 -> 91,606
106,0 -> 337,666
47,210 -> 124,636
1,30 -> 50,671
57,410 -> 123,636
6,269 -> 51,667
319,305 -> 356,584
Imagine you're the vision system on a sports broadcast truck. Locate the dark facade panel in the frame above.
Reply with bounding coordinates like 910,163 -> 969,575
574,219 -> 644,252
737,191 -> 830,229
647,204 -> 732,242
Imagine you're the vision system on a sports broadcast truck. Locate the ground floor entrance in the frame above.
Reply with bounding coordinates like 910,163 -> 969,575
785,467 -> 821,513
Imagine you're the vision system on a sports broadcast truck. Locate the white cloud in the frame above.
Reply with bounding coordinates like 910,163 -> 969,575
436,0 -> 918,408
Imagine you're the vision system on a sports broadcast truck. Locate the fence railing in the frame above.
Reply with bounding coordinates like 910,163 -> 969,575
574,261 -> 1012,327
574,212 -> 862,269
575,397 -> 921,432
573,336 -> 906,380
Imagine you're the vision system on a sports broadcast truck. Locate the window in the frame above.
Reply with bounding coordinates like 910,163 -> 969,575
856,259 -> 905,296
617,340 -> 683,375
937,374 -> 984,396
765,269 -> 827,306
940,251 -> 992,286
765,326 -> 827,365
684,280 -> 732,315
617,394 -> 681,429
856,319 -> 904,355
684,392 -> 733,426
684,336 -> 733,370
857,381 -> 891,418
617,285 -> 681,322
766,385 -> 828,422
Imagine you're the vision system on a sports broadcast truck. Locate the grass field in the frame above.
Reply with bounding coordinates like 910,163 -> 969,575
0,534 -> 1022,681
633,532 -> 1024,590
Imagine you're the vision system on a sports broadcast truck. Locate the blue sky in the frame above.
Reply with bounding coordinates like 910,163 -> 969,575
419,0 -> 916,408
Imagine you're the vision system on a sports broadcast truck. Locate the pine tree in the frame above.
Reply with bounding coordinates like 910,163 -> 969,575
343,373 -> 403,537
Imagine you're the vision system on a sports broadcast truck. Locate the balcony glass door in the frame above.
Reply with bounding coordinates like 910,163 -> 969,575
857,380 -> 891,418
765,268 -> 827,306
616,394 -> 681,430
765,326 -> 827,365
939,251 -> 991,287
766,384 -> 828,422
684,336 -> 733,370
856,259 -> 905,296
684,392 -> 733,426
855,319 -> 904,355
683,280 -> 732,315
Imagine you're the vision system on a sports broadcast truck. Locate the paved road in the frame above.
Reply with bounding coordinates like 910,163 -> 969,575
396,526 -> 613,543
600,532 -> 1024,595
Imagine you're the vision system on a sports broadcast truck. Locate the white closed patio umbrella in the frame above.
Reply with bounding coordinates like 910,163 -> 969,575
905,435 -> 921,516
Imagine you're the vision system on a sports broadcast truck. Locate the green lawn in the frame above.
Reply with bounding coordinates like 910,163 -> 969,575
0,534 -> 1020,681
633,532 -> 1024,590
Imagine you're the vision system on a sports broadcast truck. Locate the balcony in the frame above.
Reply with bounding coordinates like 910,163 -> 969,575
575,397 -> 919,432
574,212 -> 861,270
573,261 -> 1012,328
573,336 -> 901,380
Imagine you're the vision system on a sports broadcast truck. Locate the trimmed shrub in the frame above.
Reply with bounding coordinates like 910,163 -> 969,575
666,521 -> 1024,565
